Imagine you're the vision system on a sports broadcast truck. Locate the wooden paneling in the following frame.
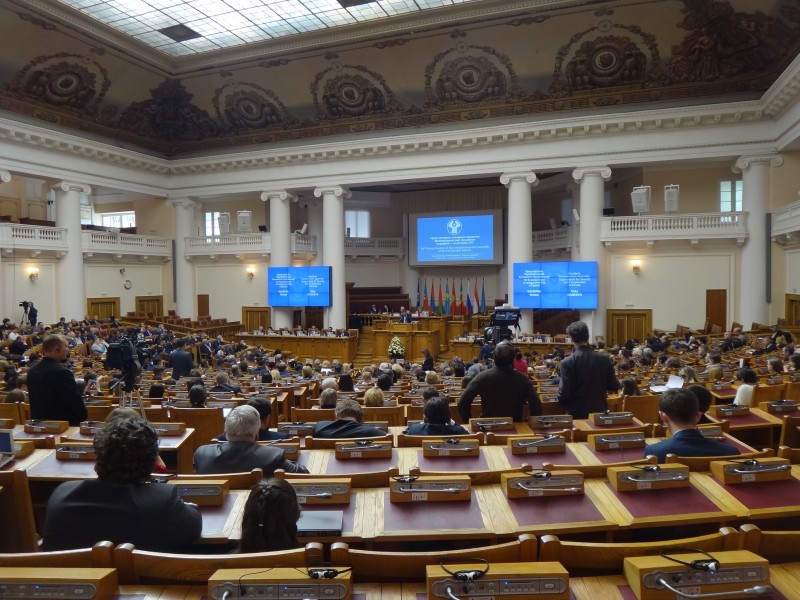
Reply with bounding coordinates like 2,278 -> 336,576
0,197 -> 20,220
197,294 -> 209,318
236,332 -> 356,362
786,294 -> 800,327
706,289 -> 727,332
242,306 -> 271,331
87,297 -> 120,320
606,309 -> 652,347
136,295 -> 163,317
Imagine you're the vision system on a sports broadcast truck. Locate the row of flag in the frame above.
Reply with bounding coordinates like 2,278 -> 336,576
416,278 -> 486,315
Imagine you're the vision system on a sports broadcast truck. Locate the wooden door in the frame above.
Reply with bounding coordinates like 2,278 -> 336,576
305,307 -> 324,329
86,297 -> 120,320
606,309 -> 652,347
136,295 -> 163,317
786,294 -> 800,327
197,294 -> 209,318
242,307 -> 271,330
706,289 -> 727,332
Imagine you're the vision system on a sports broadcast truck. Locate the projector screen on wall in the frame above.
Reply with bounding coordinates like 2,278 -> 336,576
408,210 -> 504,267
512,261 -> 598,309
267,266 -> 332,307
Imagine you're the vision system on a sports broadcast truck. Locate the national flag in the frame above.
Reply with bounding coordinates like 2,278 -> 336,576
480,279 -> 486,313
429,279 -> 436,313
437,280 -> 444,315
459,279 -> 464,315
466,288 -> 473,315
416,278 -> 421,309
473,279 -> 480,314
445,280 -> 451,315
423,279 -> 430,312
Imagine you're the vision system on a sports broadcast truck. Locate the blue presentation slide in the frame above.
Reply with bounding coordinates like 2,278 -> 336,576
268,266 -> 331,307
512,262 -> 598,309
417,214 -> 493,262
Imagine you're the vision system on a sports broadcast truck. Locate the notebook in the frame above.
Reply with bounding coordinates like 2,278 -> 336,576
296,510 -> 344,537
649,374 -> 684,394
0,429 -> 15,470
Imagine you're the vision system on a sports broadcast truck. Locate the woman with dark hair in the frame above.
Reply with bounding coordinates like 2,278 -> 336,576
188,384 -> 207,407
238,478 -> 301,553
733,367 -> 758,407
420,349 -> 434,372
620,377 -> 640,397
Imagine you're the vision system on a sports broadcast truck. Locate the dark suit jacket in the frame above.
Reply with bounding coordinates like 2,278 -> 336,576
404,422 -> 469,436
457,365 -> 541,423
210,383 -> 242,394
168,348 -> 195,379
312,419 -> 386,439
42,479 -> 202,551
421,356 -> 435,372
557,346 -> 621,419
193,441 -> 308,476
27,357 -> 87,425
644,428 -> 740,463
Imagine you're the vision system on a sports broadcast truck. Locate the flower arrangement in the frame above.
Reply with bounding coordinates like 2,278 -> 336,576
387,335 -> 405,359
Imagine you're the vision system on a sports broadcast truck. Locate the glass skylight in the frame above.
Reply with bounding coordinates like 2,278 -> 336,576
56,0 -> 481,56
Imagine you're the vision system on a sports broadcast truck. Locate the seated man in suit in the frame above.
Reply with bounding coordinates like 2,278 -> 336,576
216,397 -> 287,442
644,388 -> 740,463
194,405 -> 308,476
43,416 -> 202,551
312,399 -> 386,439
404,396 -> 469,436
209,371 -> 242,395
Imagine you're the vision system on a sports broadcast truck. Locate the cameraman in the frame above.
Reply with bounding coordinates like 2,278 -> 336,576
26,302 -> 38,326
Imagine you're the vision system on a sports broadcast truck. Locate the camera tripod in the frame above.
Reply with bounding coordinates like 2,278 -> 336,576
118,386 -> 146,418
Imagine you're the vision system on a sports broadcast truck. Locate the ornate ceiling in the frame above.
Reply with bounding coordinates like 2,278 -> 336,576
1,0 -> 799,157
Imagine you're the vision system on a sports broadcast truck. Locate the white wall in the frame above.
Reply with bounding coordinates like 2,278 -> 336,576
1,260 -> 57,324
196,262 -> 268,322
85,263 -> 165,315
788,249 -> 800,295
608,251 -> 735,331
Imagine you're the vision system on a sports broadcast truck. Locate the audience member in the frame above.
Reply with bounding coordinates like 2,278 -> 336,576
238,478 -> 301,553
620,377 -> 640,397
188,384 -> 207,407
312,399 -> 386,438
42,416 -> 201,550
363,387 -> 384,407
217,397 -> 287,442
168,339 -> 195,379
28,334 -> 87,425
686,384 -> 714,424
318,388 -> 338,409
405,397 -> 469,436
733,368 -> 758,406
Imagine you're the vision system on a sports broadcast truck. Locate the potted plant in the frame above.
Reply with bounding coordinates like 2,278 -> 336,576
387,335 -> 405,360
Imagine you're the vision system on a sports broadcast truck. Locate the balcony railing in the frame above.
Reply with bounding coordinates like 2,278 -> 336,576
183,233 -> 318,258
772,199 -> 800,245
0,223 -> 69,254
345,237 -> 404,258
82,231 -> 172,258
600,212 -> 748,246
531,227 -> 572,255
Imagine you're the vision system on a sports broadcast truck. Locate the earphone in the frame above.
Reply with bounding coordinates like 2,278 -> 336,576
659,548 -> 720,572
440,558 -> 490,581
308,568 -> 352,579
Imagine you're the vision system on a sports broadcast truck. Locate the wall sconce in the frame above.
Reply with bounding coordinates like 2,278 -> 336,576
246,267 -> 255,280
632,260 -> 641,275
28,267 -> 39,281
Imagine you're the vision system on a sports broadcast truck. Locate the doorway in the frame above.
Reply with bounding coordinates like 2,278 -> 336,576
705,289 -> 727,331
786,294 -> 800,327
136,295 -> 163,317
86,297 -> 120,320
197,294 -> 209,318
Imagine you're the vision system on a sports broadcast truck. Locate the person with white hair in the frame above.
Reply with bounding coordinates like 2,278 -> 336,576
193,405 -> 308,476
320,377 -> 339,391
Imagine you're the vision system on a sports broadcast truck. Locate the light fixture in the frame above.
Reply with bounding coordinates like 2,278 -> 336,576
632,260 -> 641,275
28,267 -> 39,281
246,267 -> 255,280
664,184 -> 680,213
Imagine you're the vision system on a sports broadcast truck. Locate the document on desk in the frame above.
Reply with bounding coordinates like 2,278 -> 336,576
649,374 -> 684,393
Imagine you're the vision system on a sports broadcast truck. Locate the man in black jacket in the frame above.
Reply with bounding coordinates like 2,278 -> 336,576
168,338 -> 195,379
312,399 -> 387,438
194,405 -> 308,476
28,334 -> 87,425
557,321 -> 621,419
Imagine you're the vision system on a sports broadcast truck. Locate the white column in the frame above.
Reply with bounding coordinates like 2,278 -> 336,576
168,197 -> 198,318
0,170 -> 9,320
734,154 -> 782,327
314,185 -> 349,329
307,198 -> 324,266
500,172 -> 537,334
261,190 -> 295,329
54,181 -> 90,320
572,167 -> 611,341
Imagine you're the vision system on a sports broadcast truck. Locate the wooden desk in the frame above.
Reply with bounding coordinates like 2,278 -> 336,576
707,407 -> 782,449
12,424 -> 79,449
236,333 -> 357,363
450,339 -> 573,361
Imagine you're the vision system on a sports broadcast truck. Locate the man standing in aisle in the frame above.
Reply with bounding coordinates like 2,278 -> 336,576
168,338 -> 195,379
28,333 -> 87,425
557,321 -> 620,418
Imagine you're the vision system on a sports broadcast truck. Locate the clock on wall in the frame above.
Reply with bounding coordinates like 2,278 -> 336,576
123,280 -> 132,290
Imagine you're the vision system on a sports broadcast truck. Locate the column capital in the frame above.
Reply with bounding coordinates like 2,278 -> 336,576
733,154 -> 783,173
55,181 -> 92,194
500,172 -> 537,188
313,186 -> 351,199
0,170 -> 10,183
167,196 -> 199,209
260,190 -> 297,202
572,167 -> 611,182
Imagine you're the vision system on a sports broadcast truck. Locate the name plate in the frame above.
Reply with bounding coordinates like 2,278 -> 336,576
151,422 -> 187,436
259,441 -> 300,461
289,478 -> 351,504
12,440 -> 34,458
697,425 -> 725,440
712,404 -> 750,417
169,479 -> 229,505
334,439 -> 393,459
624,550 -> 769,600
589,432 -> 646,450
365,421 -> 390,433
24,420 -> 69,434
608,464 -> 690,491
55,442 -> 97,461
766,400 -> 799,414
389,475 -> 471,503
79,421 -> 105,435
591,412 -> 635,426
421,438 -> 480,457
501,470 -> 584,498
469,417 -> 515,432
207,401 -> 239,409
427,563 -> 569,600
530,415 -> 573,429
508,434 -> 566,455
277,422 -> 315,436
709,457 -> 792,485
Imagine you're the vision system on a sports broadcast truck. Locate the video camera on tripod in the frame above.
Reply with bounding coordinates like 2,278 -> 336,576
106,336 -> 143,392
484,306 -> 521,344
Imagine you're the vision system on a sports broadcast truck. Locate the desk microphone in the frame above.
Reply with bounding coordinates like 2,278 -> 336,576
303,492 -> 333,499
655,578 -> 771,598
515,435 -> 559,447
512,482 -> 582,493
623,472 -> 688,482
396,486 -> 461,494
